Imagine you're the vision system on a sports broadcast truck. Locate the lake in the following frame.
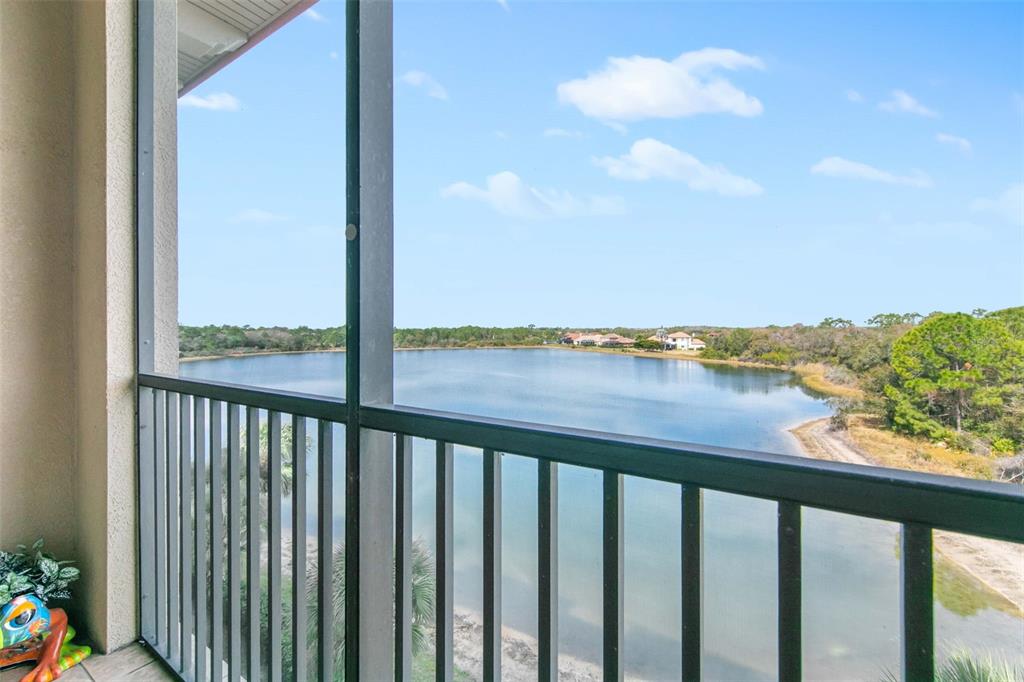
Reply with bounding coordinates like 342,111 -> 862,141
182,349 -> 1023,680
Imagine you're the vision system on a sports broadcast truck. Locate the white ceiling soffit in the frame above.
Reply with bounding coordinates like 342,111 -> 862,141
178,0 -> 313,95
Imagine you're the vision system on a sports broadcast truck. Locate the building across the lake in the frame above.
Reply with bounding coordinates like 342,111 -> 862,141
561,332 -> 636,347
561,330 -> 707,349
663,330 -> 706,350
599,333 -> 636,347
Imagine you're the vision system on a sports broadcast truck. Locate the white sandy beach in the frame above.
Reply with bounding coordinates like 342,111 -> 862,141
790,416 -> 1024,614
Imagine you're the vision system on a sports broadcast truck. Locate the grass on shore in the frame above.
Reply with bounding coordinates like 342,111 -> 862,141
791,362 -> 864,399
845,414 -> 994,480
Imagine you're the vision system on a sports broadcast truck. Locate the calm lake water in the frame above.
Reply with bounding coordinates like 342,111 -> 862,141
182,349 -> 1023,680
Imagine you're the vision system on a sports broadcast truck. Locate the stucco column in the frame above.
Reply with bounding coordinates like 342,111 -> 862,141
73,0 -> 177,652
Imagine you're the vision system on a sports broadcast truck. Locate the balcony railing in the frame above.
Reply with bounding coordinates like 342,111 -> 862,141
136,372 -> 1023,682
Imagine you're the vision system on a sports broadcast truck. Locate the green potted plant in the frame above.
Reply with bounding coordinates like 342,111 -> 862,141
0,540 -> 90,682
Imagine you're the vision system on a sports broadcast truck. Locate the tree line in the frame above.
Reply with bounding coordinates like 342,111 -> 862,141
178,324 -> 570,356
180,307 -> 1024,455
701,307 -> 1023,455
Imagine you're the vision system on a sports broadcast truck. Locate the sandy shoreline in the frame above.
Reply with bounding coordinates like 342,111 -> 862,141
790,417 -> 1024,614
445,608 -> 604,682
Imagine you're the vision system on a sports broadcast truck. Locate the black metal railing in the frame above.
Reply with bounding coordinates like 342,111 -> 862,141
137,372 -> 1023,681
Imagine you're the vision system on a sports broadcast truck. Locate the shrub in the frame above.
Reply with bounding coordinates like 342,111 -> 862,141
990,438 -> 1016,455
826,397 -> 856,431
758,350 -> 793,366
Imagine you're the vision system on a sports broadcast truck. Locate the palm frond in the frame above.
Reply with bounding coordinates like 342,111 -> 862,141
302,539 -> 437,681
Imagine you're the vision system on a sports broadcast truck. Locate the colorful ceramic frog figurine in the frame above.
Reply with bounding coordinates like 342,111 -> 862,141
0,542 -> 89,682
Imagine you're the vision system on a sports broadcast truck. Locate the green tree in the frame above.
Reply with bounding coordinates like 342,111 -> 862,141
886,312 -> 1023,435
633,337 -> 662,351
867,312 -> 921,328
987,306 -> 1024,337
711,328 -> 754,357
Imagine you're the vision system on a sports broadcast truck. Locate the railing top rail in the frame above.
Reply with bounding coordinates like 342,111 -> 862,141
136,374 -> 1022,543
138,372 -> 347,423
362,403 -> 1024,544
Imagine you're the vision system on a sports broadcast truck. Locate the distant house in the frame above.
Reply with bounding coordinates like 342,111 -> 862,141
665,331 -> 693,350
575,333 -> 604,346
664,331 -> 706,351
560,332 -> 582,345
599,333 -> 635,347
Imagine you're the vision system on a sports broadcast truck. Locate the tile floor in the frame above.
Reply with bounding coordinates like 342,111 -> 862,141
0,643 -> 175,681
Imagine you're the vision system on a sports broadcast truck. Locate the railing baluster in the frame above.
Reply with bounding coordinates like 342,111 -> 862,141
140,387 -> 157,644
484,449 -> 502,681
228,403 -> 242,682
246,407 -> 261,681
901,523 -> 934,681
778,501 -> 802,682
603,471 -> 624,682
194,398 -> 208,682
268,412 -> 283,682
317,420 -> 335,681
155,389 -> 167,654
395,435 -> 413,682
168,393 -> 180,668
681,485 -> 702,682
180,394 -> 193,680
210,401 -> 225,681
435,441 -> 454,682
344,419 -> 360,682
291,415 -> 309,682
538,459 -> 558,682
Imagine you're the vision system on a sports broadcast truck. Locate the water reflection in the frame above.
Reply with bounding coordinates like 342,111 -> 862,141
183,348 -> 830,456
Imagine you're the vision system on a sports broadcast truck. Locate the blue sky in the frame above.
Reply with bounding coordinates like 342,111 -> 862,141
178,0 -> 1023,328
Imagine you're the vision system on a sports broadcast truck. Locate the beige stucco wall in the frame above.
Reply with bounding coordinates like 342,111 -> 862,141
0,0 -> 178,652
0,0 -> 79,561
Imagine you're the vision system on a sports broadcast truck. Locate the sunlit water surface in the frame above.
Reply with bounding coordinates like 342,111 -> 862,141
182,349 -> 1023,680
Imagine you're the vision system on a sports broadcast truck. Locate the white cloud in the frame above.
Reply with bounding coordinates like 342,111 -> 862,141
971,183 -> 1024,225
557,48 -> 765,123
935,133 -> 972,154
543,128 -> 584,138
878,89 -> 938,118
230,209 -> 292,223
329,51 -> 339,60
496,0 -> 509,10
304,8 -> 326,22
178,92 -> 241,111
401,70 -> 448,100
441,171 -> 625,219
495,131 -> 509,139
810,156 -> 932,188
593,138 -> 763,197
846,89 -> 864,103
